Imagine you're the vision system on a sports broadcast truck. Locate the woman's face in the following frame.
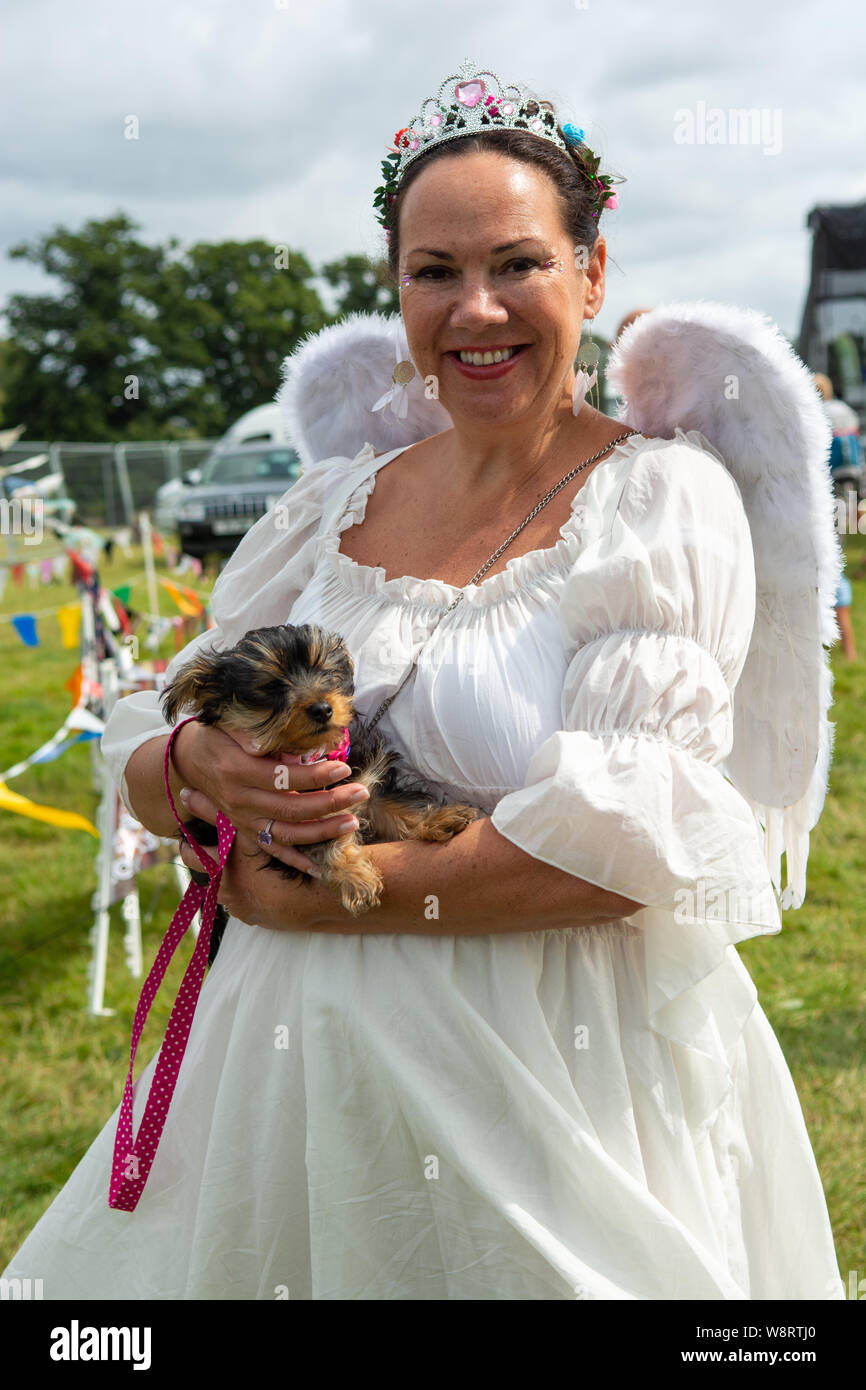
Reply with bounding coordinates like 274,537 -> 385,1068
396,150 -> 606,428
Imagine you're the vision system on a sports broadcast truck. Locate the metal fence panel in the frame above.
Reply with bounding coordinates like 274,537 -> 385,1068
0,440 -> 219,526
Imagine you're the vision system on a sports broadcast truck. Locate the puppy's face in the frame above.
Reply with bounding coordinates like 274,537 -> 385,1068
161,624 -> 354,757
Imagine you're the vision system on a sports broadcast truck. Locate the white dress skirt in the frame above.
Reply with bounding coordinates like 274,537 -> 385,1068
3,430 -> 845,1299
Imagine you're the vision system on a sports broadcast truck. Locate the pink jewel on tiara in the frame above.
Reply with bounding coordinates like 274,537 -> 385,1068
429,112 -> 443,126
530,118 -> 543,132
455,79 -> 485,107
502,102 -> 514,114
410,138 -> 419,149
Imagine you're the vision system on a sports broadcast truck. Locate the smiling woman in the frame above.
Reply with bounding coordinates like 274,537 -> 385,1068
2,58 -> 846,1303
394,144 -> 604,426
338,143 -> 631,592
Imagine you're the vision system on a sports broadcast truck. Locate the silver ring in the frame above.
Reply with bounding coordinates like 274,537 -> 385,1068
257,819 -> 274,848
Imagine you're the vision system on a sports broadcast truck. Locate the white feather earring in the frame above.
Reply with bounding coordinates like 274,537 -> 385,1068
572,317 -> 600,415
371,342 -> 417,421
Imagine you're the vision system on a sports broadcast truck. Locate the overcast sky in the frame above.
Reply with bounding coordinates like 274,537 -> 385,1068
1,0 -> 864,347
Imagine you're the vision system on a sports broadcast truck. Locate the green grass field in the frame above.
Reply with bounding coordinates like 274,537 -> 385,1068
1,530 -> 864,1289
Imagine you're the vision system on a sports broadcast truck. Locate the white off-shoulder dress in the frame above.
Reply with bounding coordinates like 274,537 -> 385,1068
3,429 -> 845,1300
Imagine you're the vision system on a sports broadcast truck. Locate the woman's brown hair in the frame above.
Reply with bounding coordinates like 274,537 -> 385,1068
384,112 -> 618,283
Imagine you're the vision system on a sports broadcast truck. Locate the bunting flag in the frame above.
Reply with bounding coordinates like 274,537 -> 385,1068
98,588 -> 120,632
0,778 -> 99,837
0,704 -> 105,782
112,584 -> 132,606
11,564 -> 24,585
40,558 -> 53,584
30,730 -> 100,764
64,664 -> 83,706
68,707 -> 106,735
110,595 -> 132,635
57,602 -> 82,649
159,577 -> 204,617
68,550 -> 95,586
11,614 -> 39,646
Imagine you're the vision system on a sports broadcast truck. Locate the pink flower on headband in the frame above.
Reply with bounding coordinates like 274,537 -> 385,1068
592,177 -> 619,211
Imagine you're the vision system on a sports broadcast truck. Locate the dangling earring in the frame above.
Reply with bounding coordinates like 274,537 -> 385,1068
572,316 -> 600,416
371,343 -> 417,421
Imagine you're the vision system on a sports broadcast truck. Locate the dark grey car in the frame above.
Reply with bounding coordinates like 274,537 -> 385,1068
174,443 -> 303,558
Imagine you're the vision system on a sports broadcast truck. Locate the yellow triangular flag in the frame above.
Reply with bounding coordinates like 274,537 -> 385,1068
0,778 -> 99,837
57,602 -> 82,649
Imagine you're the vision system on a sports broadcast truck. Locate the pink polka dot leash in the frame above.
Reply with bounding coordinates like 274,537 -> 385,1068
108,716 -> 236,1211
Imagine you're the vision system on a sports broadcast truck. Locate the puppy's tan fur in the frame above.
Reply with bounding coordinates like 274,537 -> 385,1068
162,623 -> 482,915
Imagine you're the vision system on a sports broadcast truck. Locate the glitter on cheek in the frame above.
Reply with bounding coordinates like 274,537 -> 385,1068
540,256 -> 565,274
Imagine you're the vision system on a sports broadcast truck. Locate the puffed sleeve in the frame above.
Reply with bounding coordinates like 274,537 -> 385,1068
490,436 -> 782,937
100,451 -> 358,813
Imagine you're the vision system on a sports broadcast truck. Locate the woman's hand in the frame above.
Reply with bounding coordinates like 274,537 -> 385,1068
176,834 -> 342,931
169,719 -> 370,878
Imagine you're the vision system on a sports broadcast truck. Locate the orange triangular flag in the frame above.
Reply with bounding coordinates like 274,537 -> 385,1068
159,577 -> 204,617
64,663 -> 83,706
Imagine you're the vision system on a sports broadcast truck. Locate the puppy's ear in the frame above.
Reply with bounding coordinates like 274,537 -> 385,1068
161,652 -> 228,725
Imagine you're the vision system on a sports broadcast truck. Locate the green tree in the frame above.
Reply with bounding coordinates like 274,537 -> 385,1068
0,338 -> 17,426
320,254 -> 400,317
151,240 -> 329,435
1,215 -> 332,440
2,213 -> 170,440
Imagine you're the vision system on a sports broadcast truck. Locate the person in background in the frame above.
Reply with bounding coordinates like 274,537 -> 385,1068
814,373 -> 859,661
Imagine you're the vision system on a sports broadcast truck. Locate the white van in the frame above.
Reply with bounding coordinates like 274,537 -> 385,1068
215,402 -> 288,451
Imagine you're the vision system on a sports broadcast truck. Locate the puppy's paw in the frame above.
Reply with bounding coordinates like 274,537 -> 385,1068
413,804 -> 483,842
320,840 -> 384,915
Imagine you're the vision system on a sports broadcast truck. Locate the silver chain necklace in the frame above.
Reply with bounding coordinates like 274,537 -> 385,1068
364,429 -> 641,732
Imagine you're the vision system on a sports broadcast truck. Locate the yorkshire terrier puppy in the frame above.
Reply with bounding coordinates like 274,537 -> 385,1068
161,624 -> 482,947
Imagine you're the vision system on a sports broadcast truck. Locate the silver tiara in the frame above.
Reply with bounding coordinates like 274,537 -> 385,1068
394,58 -> 568,173
374,59 -> 617,230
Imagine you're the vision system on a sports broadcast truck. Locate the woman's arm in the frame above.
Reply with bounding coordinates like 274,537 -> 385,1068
319,816 -> 644,934
180,805 -> 644,935
124,724 -> 200,839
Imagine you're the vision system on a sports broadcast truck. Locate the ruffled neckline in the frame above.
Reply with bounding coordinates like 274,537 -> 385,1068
321,429 -> 696,609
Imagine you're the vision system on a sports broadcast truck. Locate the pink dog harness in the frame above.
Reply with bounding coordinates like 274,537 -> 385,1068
108,716 -> 351,1211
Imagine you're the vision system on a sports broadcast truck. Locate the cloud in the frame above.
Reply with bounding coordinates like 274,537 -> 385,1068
1,0 -> 864,345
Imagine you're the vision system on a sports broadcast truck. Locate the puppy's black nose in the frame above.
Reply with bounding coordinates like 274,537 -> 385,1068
308,701 -> 333,724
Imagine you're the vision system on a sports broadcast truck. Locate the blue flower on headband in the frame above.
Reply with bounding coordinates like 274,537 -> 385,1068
562,123 -> 585,147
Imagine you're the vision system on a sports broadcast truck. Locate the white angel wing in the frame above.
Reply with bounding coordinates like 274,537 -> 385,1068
607,300 -> 844,909
275,310 -> 452,469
